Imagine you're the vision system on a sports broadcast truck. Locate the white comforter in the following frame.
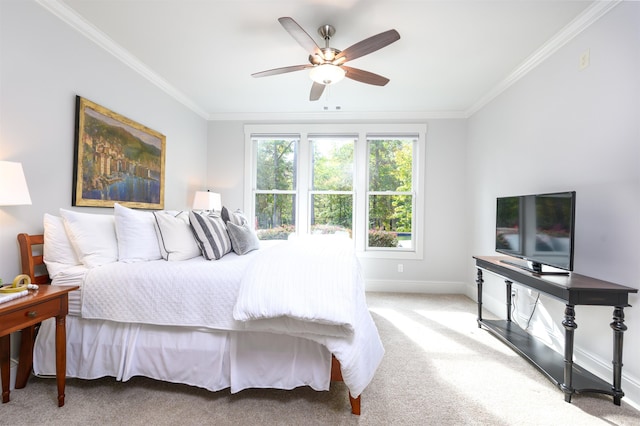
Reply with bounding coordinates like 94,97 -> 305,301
80,238 -> 384,398
233,237 -> 384,397
81,252 -> 255,331
233,237 -> 357,337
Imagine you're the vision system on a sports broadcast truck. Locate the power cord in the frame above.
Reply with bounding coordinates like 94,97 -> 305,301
511,289 -> 518,326
525,292 -> 541,330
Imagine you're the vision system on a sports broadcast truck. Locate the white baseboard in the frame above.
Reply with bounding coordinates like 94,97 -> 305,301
365,279 -> 467,294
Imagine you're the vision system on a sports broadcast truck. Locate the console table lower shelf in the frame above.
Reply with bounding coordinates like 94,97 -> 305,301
480,319 -> 617,398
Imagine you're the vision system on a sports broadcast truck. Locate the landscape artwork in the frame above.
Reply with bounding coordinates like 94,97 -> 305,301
72,96 -> 165,209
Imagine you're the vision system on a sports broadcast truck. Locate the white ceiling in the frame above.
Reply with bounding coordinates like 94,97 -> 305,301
43,0 -> 611,120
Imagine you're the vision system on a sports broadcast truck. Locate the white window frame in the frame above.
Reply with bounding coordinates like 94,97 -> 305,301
366,135 -> 418,254
244,124 -> 427,260
250,135 -> 299,235
308,134 -> 356,236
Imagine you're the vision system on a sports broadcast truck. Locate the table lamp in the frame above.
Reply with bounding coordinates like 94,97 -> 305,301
0,161 -> 32,206
192,190 -> 221,214
0,161 -> 32,293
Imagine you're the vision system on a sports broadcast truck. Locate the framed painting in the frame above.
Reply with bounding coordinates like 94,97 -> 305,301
72,96 -> 166,209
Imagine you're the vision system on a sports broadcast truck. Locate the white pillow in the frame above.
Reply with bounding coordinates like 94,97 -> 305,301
153,211 -> 201,261
60,208 -> 118,268
43,213 -> 81,279
114,203 -> 162,263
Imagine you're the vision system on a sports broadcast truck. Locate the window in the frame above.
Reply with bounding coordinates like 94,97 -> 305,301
367,137 -> 415,250
309,135 -> 355,237
245,124 -> 426,259
253,137 -> 298,239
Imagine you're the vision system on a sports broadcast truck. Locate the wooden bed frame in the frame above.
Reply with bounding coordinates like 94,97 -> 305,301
16,233 -> 361,415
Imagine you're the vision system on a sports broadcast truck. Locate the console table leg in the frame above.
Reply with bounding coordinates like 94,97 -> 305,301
610,306 -> 627,406
505,280 -> 513,322
476,268 -> 483,327
561,304 -> 577,403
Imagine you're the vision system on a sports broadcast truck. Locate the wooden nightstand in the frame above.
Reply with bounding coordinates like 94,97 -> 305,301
0,285 -> 78,406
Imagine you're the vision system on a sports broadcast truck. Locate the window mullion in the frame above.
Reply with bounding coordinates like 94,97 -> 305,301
354,131 -> 368,252
254,189 -> 296,194
298,133 -> 310,236
309,190 -> 353,195
368,191 -> 413,196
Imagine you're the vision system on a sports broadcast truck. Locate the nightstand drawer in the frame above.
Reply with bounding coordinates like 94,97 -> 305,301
2,298 -> 62,332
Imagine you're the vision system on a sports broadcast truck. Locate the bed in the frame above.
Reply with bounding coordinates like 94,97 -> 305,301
15,205 -> 384,415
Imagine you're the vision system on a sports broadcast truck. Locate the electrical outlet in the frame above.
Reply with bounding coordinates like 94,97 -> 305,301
397,264 -> 404,273
579,49 -> 590,70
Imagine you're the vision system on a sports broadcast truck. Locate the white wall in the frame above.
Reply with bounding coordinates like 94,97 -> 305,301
466,1 -> 640,407
0,1 -> 208,283
205,121 -> 246,209
207,118 -> 469,292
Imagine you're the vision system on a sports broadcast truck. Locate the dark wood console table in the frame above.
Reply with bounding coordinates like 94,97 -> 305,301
473,255 -> 637,405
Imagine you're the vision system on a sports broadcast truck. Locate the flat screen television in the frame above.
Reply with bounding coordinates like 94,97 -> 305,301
495,191 -> 576,275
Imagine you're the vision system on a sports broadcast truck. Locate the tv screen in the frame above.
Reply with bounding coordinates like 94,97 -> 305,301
495,191 -> 576,274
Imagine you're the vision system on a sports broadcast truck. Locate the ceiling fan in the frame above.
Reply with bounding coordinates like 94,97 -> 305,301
252,17 -> 400,101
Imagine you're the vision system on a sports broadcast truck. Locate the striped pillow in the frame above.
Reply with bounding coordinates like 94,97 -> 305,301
189,211 -> 232,260
221,206 -> 247,226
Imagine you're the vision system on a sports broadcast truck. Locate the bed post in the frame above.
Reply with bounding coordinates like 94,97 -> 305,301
349,393 -> 361,416
331,355 -> 361,415
15,234 -> 51,388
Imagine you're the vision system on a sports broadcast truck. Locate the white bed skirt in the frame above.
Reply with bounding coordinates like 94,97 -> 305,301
33,316 -> 332,393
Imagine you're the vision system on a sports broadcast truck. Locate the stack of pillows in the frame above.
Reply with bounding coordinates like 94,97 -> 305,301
43,203 -> 261,280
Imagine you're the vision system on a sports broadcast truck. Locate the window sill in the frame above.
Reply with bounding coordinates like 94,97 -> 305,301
356,249 -> 422,260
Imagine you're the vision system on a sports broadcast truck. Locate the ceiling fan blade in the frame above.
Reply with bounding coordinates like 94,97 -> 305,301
334,29 -> 400,63
309,81 -> 325,101
278,17 -> 322,57
342,66 -> 390,86
252,64 -> 312,78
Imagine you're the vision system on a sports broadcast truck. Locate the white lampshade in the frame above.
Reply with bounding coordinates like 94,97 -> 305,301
0,161 -> 32,206
309,64 -> 346,85
192,190 -> 222,212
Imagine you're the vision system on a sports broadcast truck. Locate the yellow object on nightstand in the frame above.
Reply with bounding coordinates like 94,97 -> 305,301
0,275 -> 31,293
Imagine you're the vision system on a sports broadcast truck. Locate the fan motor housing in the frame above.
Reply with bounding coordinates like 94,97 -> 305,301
309,48 -> 341,65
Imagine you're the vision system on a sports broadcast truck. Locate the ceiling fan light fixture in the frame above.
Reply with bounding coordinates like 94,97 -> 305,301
309,64 -> 345,85
322,48 -> 335,61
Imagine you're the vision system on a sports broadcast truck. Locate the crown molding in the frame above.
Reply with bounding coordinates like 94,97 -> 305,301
35,0 -> 210,119
208,110 -> 468,122
465,0 -> 621,117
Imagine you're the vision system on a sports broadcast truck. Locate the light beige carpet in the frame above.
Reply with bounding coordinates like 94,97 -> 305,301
1,293 -> 638,425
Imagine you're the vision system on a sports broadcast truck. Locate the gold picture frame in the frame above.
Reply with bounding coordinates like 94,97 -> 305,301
72,96 -> 166,209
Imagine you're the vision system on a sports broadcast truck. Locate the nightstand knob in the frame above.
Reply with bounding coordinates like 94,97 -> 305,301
27,311 -> 37,318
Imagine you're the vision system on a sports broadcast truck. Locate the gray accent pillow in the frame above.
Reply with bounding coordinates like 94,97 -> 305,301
226,222 -> 260,255
221,206 -> 247,226
189,211 -> 232,260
